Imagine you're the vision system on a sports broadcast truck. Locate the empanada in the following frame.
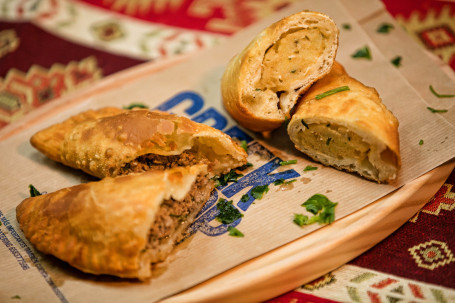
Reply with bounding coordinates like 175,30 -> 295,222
221,10 -> 339,132
287,62 -> 401,183
30,108 -> 247,178
16,165 -> 213,279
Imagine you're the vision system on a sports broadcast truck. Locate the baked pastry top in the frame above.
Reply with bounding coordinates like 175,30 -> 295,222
287,62 -> 401,183
30,108 -> 247,178
222,10 -> 339,132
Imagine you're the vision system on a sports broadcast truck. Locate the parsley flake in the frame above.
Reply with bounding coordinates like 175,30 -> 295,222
227,226 -> 244,237
301,194 -> 338,224
391,56 -> 402,67
351,46 -> 372,60
11,295 -> 21,300
293,214 -> 309,227
315,86 -> 350,100
29,184 -> 41,197
214,170 -> 243,187
429,85 -> 455,98
377,23 -> 394,33
303,165 -> 318,172
280,160 -> 297,166
419,139 -> 424,146
216,199 -> 243,224
342,23 -> 351,30
251,185 -> 269,200
427,107 -> 448,113
240,140 -> 248,153
123,103 -> 148,110
240,194 -> 250,203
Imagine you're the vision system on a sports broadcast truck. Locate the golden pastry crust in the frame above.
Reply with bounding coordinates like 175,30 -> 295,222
30,108 -> 247,178
221,10 -> 339,132
287,62 -> 401,183
16,165 -> 210,280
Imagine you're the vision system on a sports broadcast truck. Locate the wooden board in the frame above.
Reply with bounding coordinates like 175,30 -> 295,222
161,160 -> 455,303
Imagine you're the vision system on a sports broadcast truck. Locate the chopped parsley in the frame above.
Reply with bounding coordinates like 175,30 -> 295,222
303,165 -> 318,172
240,194 -> 250,203
290,69 -> 297,73
255,88 -> 262,91
419,139 -> 424,146
301,194 -> 338,224
429,85 -> 455,98
342,23 -> 351,30
293,214 -> 309,227
216,199 -> 243,224
351,46 -> 372,60
377,23 -> 394,33
238,162 -> 254,170
29,184 -> 41,197
214,170 -> 243,187
251,185 -> 269,200
227,226 -> 244,237
326,137 -> 332,146
315,86 -> 350,100
123,103 -> 148,109
301,119 -> 309,129
11,295 -> 21,299
391,56 -> 402,67
427,107 -> 448,113
280,160 -> 297,166
240,140 -> 248,153
274,179 -> 296,186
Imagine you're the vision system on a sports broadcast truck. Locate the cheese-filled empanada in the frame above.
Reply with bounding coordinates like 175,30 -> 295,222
222,11 -> 339,132
16,165 -> 213,279
287,62 -> 401,183
30,108 -> 247,178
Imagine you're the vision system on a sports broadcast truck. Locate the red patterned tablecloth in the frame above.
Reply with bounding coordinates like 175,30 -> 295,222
1,0 -> 454,302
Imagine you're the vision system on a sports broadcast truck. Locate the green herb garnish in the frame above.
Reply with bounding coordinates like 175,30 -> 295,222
293,214 -> 309,227
216,198 -> 243,224
123,103 -> 148,109
214,170 -> 243,187
377,23 -> 394,33
240,140 -> 248,153
290,69 -> 297,73
251,185 -> 269,200
280,160 -> 297,166
427,107 -> 448,113
301,119 -> 309,129
303,165 -> 318,172
301,194 -> 338,224
240,194 -> 250,203
326,137 -> 332,145
255,88 -> 262,91
227,226 -> 244,237
351,46 -> 372,60
11,295 -> 21,299
419,139 -> 424,146
429,85 -> 455,98
342,23 -> 351,30
315,86 -> 350,100
274,179 -> 285,186
29,184 -> 41,197
391,56 -> 402,67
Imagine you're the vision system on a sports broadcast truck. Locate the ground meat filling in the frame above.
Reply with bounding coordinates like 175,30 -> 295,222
119,151 -> 208,175
147,175 -> 214,263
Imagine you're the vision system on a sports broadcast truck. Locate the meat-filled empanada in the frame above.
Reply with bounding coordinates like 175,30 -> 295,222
221,11 -> 339,132
16,165 -> 213,279
287,62 -> 401,183
30,108 -> 247,179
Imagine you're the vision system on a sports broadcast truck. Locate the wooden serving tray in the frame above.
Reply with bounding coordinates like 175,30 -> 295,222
162,161 -> 454,303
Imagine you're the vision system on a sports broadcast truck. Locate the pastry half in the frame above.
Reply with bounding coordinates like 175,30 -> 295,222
30,108 -> 247,179
222,10 -> 339,132
16,164 -> 213,279
287,62 -> 401,183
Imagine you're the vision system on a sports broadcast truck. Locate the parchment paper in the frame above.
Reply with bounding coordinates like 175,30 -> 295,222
1,0 -> 455,302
